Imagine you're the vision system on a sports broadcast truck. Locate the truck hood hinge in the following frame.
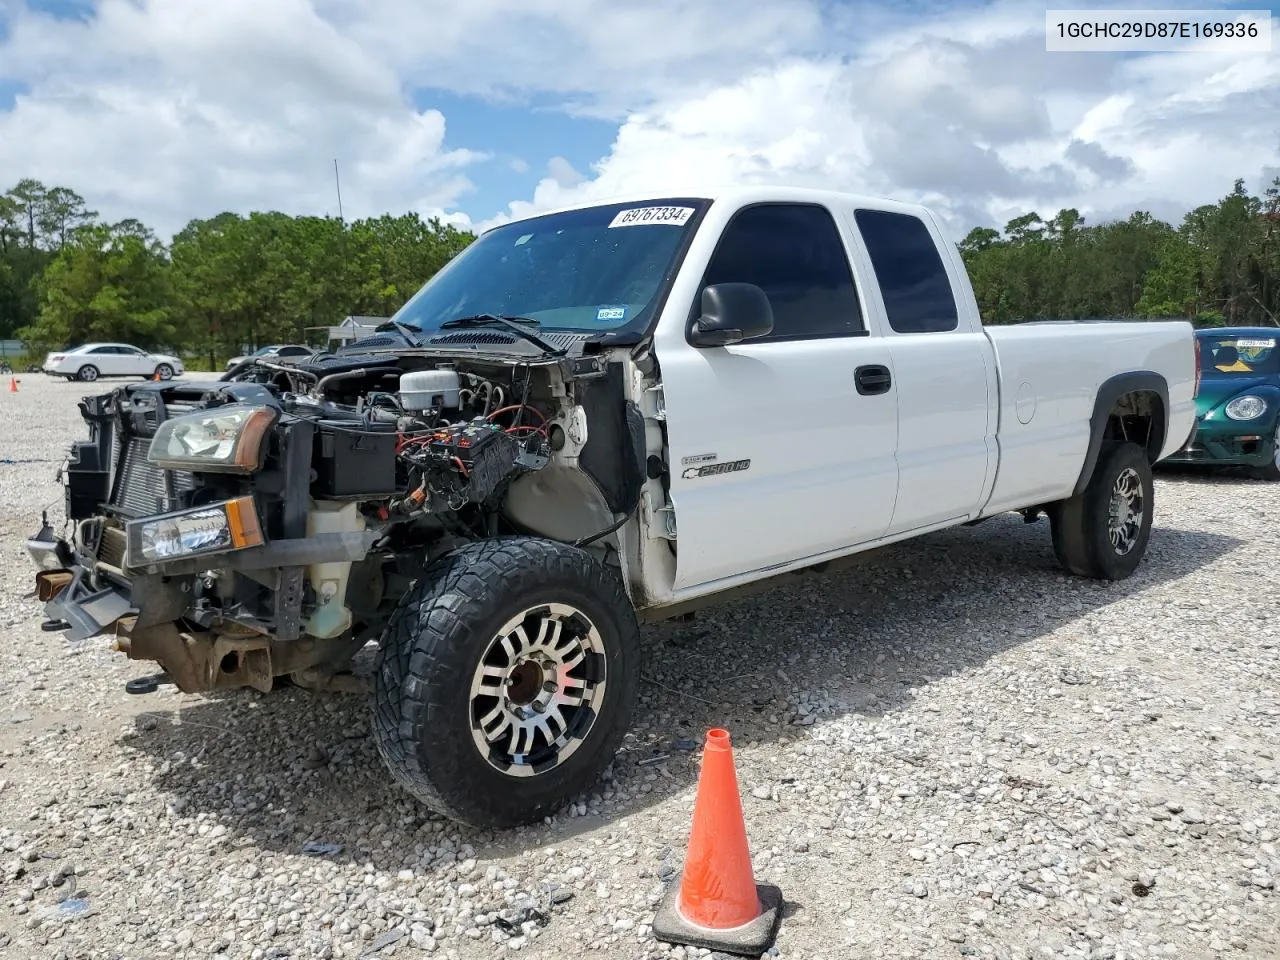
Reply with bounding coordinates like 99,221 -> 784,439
641,383 -> 666,421
642,489 -> 676,540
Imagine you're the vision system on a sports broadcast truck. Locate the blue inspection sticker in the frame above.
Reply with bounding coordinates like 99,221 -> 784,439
595,305 -> 627,322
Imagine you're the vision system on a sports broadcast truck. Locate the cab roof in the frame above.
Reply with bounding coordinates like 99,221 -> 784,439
485,185 -> 938,234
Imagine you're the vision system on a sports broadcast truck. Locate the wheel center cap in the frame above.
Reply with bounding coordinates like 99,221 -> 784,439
506,657 -> 557,710
505,660 -> 544,705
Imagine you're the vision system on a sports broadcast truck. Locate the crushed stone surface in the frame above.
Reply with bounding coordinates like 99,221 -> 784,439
0,372 -> 1276,959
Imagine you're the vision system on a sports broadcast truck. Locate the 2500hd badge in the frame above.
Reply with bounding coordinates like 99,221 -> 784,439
681,458 -> 751,479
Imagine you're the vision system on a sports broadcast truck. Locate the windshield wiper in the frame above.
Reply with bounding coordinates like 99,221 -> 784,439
375,319 -> 425,346
439,314 -> 566,356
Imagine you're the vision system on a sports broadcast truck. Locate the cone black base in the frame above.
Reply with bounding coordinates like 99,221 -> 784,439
652,881 -> 783,956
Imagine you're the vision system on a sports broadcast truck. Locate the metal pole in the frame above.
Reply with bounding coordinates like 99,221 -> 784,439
334,159 -> 345,223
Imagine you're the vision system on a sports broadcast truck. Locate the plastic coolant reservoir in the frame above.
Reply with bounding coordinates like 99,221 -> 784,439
303,500 -> 365,639
399,367 -> 461,411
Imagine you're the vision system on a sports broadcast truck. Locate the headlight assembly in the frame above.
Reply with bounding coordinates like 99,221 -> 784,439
125,496 -> 264,566
148,403 -> 277,473
1224,395 -> 1267,421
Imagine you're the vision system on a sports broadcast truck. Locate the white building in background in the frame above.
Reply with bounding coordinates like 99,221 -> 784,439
312,315 -> 386,347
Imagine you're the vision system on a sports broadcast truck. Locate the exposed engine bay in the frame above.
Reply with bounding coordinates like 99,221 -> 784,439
36,342 -> 650,694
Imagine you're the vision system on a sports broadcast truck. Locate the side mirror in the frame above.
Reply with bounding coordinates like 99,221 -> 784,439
689,283 -> 774,347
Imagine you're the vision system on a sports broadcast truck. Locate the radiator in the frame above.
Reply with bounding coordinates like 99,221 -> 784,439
96,524 -> 127,568
109,436 -> 195,517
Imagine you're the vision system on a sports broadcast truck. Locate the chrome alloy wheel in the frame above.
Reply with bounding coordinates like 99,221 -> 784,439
468,602 -> 607,777
1107,466 -> 1145,555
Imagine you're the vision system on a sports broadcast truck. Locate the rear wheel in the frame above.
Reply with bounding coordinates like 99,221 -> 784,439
371,536 -> 640,829
76,364 -> 99,382
1050,441 -> 1153,580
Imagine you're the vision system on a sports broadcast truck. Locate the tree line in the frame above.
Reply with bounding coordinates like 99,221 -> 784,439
959,178 -> 1280,326
0,179 -> 475,367
2,176 -> 1278,365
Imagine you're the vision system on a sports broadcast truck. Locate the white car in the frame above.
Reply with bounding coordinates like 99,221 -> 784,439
43,343 -> 185,382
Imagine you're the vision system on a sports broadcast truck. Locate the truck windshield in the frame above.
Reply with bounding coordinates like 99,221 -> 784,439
1198,334 -> 1280,375
390,199 -> 710,336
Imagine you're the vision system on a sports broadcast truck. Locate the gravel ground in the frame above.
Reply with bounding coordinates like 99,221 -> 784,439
0,371 -> 1277,960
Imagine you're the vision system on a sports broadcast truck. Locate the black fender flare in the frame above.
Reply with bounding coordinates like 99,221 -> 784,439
1072,370 -> 1169,497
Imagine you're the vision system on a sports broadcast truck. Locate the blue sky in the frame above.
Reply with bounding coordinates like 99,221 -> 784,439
401,90 -> 617,222
0,0 -> 1277,238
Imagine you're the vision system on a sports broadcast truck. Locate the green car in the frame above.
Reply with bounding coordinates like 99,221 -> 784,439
1165,326 -> 1280,480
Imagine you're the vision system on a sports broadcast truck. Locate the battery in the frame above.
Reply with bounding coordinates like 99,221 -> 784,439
428,419 -> 505,465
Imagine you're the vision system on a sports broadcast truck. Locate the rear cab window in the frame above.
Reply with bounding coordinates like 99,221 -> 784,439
854,209 -> 960,334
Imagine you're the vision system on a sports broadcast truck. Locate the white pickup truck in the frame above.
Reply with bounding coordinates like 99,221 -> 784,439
28,186 -> 1197,829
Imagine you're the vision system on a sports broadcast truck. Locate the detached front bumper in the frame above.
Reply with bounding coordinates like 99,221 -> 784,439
26,494 -> 267,643
26,516 -> 165,644
26,506 -> 382,694
29,532 -> 269,694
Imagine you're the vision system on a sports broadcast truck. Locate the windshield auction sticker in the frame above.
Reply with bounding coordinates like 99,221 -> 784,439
608,206 -> 695,228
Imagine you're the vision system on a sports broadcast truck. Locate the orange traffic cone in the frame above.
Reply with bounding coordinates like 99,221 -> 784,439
153,370 -> 161,381
7,376 -> 16,392
652,728 -> 783,955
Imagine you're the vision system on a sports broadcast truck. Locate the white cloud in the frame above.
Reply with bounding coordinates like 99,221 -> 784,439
546,156 -> 585,188
0,0 -> 485,236
0,0 -> 1276,244
483,7 -> 1280,239
318,0 -> 827,118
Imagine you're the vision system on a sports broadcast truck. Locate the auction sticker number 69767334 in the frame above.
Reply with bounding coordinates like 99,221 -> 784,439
609,206 -> 694,228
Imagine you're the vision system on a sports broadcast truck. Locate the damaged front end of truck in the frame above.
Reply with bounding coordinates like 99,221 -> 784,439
27,337 -> 648,696
24,195 -> 713,829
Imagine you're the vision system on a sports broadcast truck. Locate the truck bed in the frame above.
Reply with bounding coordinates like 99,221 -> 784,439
980,319 -> 1197,516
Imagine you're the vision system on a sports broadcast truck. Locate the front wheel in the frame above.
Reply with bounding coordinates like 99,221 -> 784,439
154,363 -> 174,381
371,537 -> 641,829
1050,441 -> 1153,580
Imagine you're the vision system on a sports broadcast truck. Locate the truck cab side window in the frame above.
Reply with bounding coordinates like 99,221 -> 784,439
855,209 -> 959,334
701,203 -> 864,341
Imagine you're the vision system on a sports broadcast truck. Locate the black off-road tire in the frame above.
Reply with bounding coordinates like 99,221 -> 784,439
1050,441 -> 1153,581
371,536 -> 641,829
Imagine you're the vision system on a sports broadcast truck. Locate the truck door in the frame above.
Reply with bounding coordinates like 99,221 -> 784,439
652,201 -> 900,592
850,207 -> 996,536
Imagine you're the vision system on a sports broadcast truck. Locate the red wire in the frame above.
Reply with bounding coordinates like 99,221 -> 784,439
487,404 -> 547,425
398,404 -> 549,459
